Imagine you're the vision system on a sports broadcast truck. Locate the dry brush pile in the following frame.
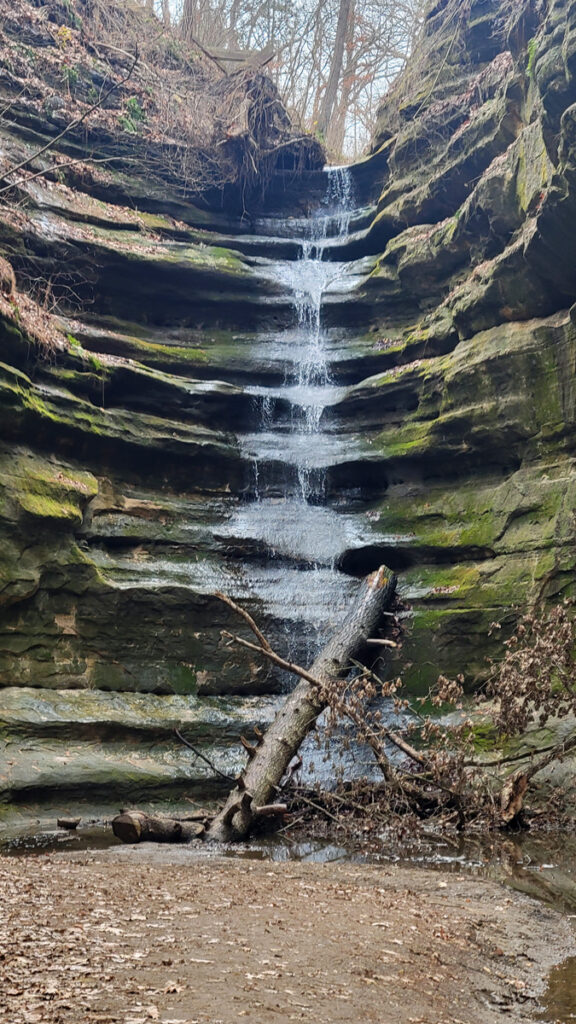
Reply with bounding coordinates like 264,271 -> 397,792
215,595 -> 576,843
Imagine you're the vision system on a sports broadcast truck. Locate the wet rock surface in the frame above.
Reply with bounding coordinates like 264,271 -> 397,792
3,0 -> 576,809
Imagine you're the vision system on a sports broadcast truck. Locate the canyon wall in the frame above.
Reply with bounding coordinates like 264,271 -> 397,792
2,0 -> 576,818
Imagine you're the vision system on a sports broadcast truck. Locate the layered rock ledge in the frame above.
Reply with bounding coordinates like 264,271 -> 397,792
3,0 -> 576,814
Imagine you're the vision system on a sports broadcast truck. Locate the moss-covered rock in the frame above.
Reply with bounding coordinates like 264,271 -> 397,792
5,0 -> 576,813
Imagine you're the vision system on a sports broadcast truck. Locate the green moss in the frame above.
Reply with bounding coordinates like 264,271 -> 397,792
0,450 -> 98,526
375,418 -> 434,457
167,664 -> 198,695
514,123 -> 553,214
516,147 -> 528,210
19,492 -> 82,523
83,222 -> 247,275
527,37 -> 538,79
466,720 -> 499,752
93,335 -> 209,369
21,389 -> 53,419
87,353 -> 107,373
0,361 -> 32,387
136,340 -> 207,363
409,563 -> 482,599
531,347 -> 564,432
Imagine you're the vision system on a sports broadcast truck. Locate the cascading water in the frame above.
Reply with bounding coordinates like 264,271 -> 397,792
92,167 -> 378,665
225,167 -> 371,662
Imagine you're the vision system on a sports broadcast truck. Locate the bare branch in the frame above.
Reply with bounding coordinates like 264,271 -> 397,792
216,592 -> 273,652
174,727 -> 236,782
0,51 -> 139,196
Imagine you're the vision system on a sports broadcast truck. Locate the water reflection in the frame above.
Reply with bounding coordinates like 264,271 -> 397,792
539,956 -> 576,1023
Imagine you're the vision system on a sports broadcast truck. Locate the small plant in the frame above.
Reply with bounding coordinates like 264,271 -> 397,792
62,63 -> 79,95
127,96 -> 146,123
118,97 -> 147,134
18,43 -> 36,64
56,25 -> 73,49
83,350 -> 105,372
118,115 -> 136,134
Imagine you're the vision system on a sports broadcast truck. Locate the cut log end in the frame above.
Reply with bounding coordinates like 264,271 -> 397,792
112,811 -> 205,845
57,817 -> 81,830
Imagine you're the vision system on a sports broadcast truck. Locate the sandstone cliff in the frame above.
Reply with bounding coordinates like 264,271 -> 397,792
2,0 -> 576,819
333,0 -> 576,687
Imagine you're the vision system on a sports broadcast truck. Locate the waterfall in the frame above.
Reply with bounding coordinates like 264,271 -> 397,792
224,167 -> 368,661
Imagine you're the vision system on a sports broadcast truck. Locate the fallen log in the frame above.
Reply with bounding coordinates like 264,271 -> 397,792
112,810 -> 205,844
205,565 -> 396,842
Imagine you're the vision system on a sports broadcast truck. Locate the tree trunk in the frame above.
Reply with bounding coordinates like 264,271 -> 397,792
180,0 -> 196,41
316,0 -> 353,143
161,0 -> 171,27
205,565 -> 396,842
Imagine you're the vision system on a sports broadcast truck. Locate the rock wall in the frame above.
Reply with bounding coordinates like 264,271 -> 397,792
327,0 -> 576,687
3,0 -> 576,819
0,0 -> 320,818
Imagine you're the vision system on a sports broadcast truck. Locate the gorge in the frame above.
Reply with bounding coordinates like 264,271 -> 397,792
3,0 -> 576,824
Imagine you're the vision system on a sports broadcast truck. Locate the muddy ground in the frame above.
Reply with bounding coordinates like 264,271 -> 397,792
1,845 -> 573,1024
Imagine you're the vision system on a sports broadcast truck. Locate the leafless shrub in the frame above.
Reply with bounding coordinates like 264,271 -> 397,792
295,602 -> 576,836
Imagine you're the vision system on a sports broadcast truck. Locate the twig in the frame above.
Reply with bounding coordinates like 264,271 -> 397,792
216,592 -> 273,652
381,726 -> 427,766
174,727 -> 236,783
184,34 -> 227,75
0,154 -> 125,198
277,813 -> 306,834
464,736 -> 576,769
322,789 -> 386,819
221,630 -> 321,686
297,793 -> 341,824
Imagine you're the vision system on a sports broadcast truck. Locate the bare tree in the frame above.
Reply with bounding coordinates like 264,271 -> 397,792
171,0 -> 425,157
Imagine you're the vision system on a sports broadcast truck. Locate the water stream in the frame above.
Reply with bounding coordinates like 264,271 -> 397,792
224,167 -> 372,662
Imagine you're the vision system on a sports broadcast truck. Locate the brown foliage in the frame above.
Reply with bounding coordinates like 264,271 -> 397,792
312,602 -> 576,834
221,595 -> 576,838
488,601 -> 576,735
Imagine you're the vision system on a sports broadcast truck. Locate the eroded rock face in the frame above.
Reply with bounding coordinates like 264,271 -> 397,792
0,0 -> 325,814
3,0 -> 576,813
316,0 -> 576,690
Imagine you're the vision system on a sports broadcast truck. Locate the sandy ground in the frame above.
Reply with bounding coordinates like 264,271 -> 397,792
0,845 -> 573,1024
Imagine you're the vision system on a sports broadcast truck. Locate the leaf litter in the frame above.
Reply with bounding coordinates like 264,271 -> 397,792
0,848 -> 574,1024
